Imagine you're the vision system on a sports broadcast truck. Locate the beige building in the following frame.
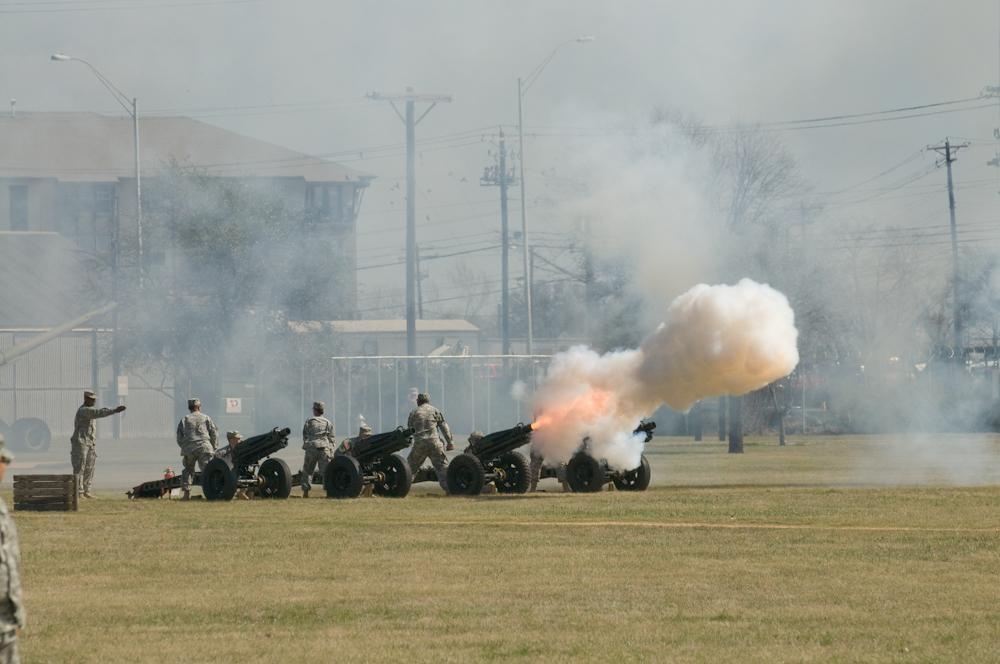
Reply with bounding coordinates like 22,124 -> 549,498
0,113 -> 373,442
0,111 -> 373,316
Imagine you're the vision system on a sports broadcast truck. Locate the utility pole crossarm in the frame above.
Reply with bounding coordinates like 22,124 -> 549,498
368,87 -> 452,383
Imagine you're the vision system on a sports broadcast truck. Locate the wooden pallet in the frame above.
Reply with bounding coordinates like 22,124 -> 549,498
13,474 -> 78,511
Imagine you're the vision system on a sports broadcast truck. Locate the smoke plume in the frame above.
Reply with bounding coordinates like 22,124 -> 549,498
531,279 -> 799,469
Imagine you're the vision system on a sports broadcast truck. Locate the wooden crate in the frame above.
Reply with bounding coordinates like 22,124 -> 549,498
13,474 -> 78,512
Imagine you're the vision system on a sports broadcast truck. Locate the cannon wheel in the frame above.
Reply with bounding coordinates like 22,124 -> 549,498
202,457 -> 238,501
611,455 -> 651,491
12,418 -> 51,453
372,454 -> 412,498
493,451 -> 530,494
566,452 -> 605,493
324,454 -> 363,498
446,453 -> 485,495
258,458 -> 292,498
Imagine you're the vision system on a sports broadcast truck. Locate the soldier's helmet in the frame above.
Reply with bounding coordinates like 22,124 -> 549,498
187,398 -> 201,409
226,430 -> 241,443
416,393 -> 430,405
0,433 -> 12,463
313,401 -> 325,413
359,423 -> 373,437
468,431 -> 484,443
83,389 -> 96,400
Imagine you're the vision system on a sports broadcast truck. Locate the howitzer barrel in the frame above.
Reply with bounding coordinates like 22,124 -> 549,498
353,427 -> 414,463
233,427 -> 291,467
470,423 -> 533,460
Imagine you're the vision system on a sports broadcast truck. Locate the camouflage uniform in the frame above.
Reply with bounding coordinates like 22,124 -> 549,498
406,399 -> 452,492
70,393 -> 123,496
176,402 -> 218,492
336,424 -> 372,457
0,436 -> 25,664
301,406 -> 336,495
529,449 -> 568,492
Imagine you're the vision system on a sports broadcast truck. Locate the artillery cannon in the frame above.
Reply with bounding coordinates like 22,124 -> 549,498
445,423 -> 533,495
201,427 -> 293,500
541,421 -> 655,493
324,427 -> 414,498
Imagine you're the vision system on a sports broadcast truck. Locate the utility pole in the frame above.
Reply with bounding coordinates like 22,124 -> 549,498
368,88 -> 451,384
480,128 -> 516,355
415,244 -> 424,319
928,139 -> 969,358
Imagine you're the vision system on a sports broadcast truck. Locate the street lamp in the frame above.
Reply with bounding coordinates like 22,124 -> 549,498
51,52 -> 143,289
52,52 -> 143,436
517,36 -> 593,353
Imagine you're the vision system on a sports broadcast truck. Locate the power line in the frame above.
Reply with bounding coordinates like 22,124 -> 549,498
0,0 -> 259,12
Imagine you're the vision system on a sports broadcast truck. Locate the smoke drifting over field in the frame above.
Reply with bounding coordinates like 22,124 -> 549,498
531,279 -> 799,469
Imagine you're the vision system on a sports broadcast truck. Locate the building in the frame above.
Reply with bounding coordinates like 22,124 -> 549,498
0,111 -> 373,316
0,112 -> 373,441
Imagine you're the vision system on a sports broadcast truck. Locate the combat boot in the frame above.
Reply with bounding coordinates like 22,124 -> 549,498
302,487 -> 309,499
182,489 -> 191,501
83,491 -> 94,499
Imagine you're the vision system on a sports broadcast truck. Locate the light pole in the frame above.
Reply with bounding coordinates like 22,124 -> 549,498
51,53 -> 143,289
52,52 -> 142,436
517,36 -> 593,353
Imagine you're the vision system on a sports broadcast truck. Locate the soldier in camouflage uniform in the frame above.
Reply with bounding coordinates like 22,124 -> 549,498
176,398 -> 218,499
336,422 -> 372,456
301,401 -> 336,498
406,393 -> 453,492
528,449 -> 569,492
0,434 -> 25,664
466,430 -> 484,451
70,389 -> 126,498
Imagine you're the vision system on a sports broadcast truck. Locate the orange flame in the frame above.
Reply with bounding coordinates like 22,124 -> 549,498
532,388 -> 615,431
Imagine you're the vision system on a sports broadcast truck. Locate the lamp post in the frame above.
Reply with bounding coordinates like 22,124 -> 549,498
52,53 -> 142,436
51,53 -> 143,289
517,36 -> 593,354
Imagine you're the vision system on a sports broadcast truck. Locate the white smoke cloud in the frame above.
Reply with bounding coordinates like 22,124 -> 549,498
531,279 -> 798,468
510,380 -> 528,402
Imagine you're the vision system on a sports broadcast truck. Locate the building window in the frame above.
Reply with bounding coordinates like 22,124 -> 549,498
305,183 -> 344,224
9,185 -> 27,231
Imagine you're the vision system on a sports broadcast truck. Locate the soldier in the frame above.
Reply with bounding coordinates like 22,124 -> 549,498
529,449 -> 570,492
70,389 -> 126,498
0,434 -> 25,663
466,430 -> 484,452
301,401 -> 336,498
406,393 -> 453,492
336,422 -> 372,456
222,432 -> 251,500
176,398 -> 218,499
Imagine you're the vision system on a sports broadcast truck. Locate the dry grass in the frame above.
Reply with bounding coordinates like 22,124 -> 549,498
9,435 -> 1000,663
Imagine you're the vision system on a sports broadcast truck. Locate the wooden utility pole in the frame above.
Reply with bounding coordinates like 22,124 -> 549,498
928,138 -> 969,359
480,128 -> 516,355
368,88 -> 452,383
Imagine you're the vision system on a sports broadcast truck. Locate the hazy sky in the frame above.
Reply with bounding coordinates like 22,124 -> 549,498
4,0 -> 1000,313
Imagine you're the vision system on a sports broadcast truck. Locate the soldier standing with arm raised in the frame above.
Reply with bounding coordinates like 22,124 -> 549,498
176,398 -> 218,500
406,393 -> 453,493
70,389 -> 126,499
0,435 -> 25,664
300,401 -> 335,498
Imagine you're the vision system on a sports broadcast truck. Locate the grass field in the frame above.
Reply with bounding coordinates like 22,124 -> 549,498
9,435 -> 1000,663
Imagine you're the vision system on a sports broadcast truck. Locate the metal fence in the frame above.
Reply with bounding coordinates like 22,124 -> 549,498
325,355 -> 553,436
0,330 -> 175,439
